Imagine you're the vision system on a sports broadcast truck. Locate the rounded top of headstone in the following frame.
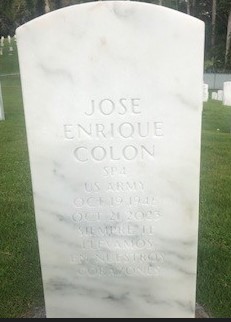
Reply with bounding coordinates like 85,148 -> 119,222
16,0 -> 204,36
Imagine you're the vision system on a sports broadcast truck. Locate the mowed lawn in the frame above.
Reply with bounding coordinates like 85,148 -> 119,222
0,47 -> 231,318
0,47 -> 45,318
197,99 -> 231,318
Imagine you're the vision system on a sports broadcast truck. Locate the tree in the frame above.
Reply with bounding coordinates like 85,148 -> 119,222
215,0 -> 231,70
185,0 -> 190,15
225,9 -> 231,66
211,0 -> 217,50
44,0 -> 51,13
0,0 -> 34,35
54,0 -> 62,9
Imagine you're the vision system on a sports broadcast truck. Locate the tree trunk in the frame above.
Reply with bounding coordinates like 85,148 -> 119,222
211,0 -> 216,49
225,9 -> 231,66
191,0 -> 196,16
175,0 -> 178,10
186,0 -> 190,15
44,0 -> 50,13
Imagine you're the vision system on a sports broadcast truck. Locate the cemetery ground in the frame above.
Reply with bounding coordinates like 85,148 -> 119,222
0,50 -> 230,319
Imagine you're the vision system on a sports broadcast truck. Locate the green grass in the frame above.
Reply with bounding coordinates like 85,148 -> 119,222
196,100 -> 231,318
0,48 -> 231,318
0,41 -> 19,75
0,49 -> 45,318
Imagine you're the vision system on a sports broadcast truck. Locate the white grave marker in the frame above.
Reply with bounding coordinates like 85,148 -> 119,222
223,82 -> 231,106
211,91 -> 218,100
7,35 -> 11,44
217,90 -> 223,101
0,36 -> 4,47
16,1 -> 204,318
203,83 -> 209,102
0,83 -> 5,120
9,46 -> 14,55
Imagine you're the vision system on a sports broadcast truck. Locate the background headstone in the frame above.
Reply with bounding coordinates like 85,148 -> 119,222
0,36 -> 4,47
217,90 -> 223,101
8,35 -> 11,44
16,1 -> 204,318
0,82 -> 5,121
211,91 -> 218,100
223,82 -> 231,106
203,83 -> 209,102
9,46 -> 14,55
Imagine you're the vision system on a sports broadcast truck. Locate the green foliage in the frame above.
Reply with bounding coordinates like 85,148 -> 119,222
34,0 -> 45,16
204,59 -> 215,72
0,0 -> 36,36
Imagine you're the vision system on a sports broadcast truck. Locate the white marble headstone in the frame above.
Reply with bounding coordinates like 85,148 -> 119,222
211,91 -> 218,100
0,36 -> 4,47
223,82 -> 231,106
203,83 -> 209,102
217,90 -> 223,101
9,46 -> 14,55
0,83 -> 5,120
7,35 -> 11,44
0,48 -> 3,56
16,1 -> 204,318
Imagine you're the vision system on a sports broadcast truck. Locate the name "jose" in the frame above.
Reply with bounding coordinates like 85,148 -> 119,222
85,98 -> 141,116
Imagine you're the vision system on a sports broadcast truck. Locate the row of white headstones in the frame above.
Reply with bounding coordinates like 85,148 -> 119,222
0,35 -> 17,55
0,35 -> 16,45
203,82 -> 231,106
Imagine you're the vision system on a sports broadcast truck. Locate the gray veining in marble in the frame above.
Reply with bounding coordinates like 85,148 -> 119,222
16,1 -> 204,318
